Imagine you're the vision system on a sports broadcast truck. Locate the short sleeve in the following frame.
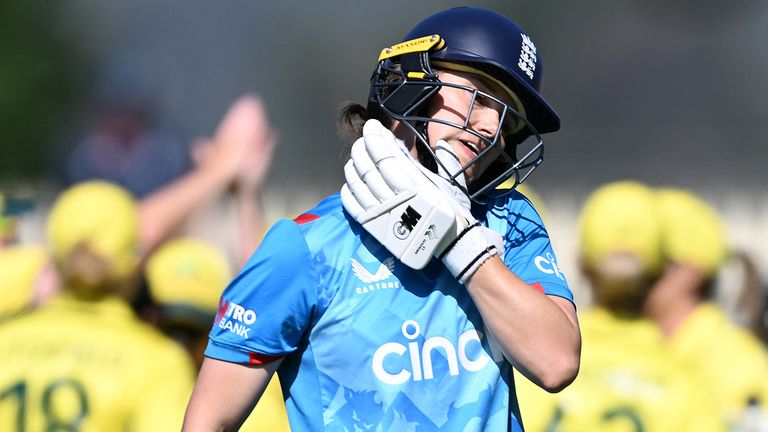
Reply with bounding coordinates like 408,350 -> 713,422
505,225 -> 573,303
205,219 -> 320,364
484,195 -> 574,304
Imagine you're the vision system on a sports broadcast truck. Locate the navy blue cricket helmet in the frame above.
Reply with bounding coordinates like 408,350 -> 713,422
367,6 -> 560,203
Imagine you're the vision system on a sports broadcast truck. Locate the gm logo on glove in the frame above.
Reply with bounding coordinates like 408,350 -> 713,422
393,205 -> 422,239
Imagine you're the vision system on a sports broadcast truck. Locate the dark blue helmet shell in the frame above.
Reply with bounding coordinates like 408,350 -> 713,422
366,7 -> 559,204
403,6 -> 560,135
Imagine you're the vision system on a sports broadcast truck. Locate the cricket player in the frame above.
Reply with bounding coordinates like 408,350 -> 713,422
0,181 -> 195,431
516,181 -> 725,431
0,192 -> 51,319
147,237 -> 291,431
646,187 -> 768,429
184,7 -> 580,431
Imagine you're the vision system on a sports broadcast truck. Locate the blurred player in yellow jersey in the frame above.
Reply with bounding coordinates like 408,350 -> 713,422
0,191 -> 18,247
0,181 -> 196,431
0,192 -> 52,320
146,238 -> 290,431
146,91 -> 289,430
645,188 -> 768,429
0,94 -> 277,319
0,243 -> 47,318
516,181 -> 724,431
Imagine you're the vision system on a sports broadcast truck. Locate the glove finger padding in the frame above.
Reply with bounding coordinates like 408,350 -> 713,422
350,137 -> 395,202
344,159 -> 379,210
362,121 -> 423,193
340,183 -> 364,220
363,123 -> 471,228
340,119 -> 499,281
340,120 -> 457,269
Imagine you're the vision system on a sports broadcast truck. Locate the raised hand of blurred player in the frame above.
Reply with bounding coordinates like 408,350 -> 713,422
227,96 -> 277,264
341,120 -> 501,282
138,95 -> 274,256
192,95 -> 274,185
234,97 -> 277,192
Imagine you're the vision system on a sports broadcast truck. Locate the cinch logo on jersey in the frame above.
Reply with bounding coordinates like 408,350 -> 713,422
214,298 -> 257,338
351,257 -> 400,295
534,252 -> 565,280
372,320 -> 491,385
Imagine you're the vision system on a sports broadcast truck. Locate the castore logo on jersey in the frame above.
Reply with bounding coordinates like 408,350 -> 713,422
215,298 -> 257,338
372,320 -> 491,385
351,257 -> 400,295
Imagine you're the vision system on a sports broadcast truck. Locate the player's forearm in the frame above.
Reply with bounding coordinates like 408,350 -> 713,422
139,164 -> 233,258
232,186 -> 267,267
181,410 -> 236,432
183,383 -> 243,432
183,357 -> 280,432
466,256 -> 581,392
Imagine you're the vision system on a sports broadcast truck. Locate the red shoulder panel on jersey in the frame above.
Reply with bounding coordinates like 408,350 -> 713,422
294,213 -> 320,224
530,282 -> 545,293
249,352 -> 284,365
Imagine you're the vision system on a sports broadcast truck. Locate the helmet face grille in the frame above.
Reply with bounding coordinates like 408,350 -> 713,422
403,7 -> 560,135
370,61 -> 543,204
365,7 -> 556,204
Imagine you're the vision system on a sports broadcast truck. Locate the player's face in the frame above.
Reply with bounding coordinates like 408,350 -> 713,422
425,70 -> 511,183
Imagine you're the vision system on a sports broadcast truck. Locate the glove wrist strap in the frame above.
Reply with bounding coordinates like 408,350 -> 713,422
437,221 -> 480,260
439,223 -> 498,284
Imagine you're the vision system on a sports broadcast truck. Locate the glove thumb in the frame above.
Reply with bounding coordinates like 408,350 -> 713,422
434,140 -> 467,189
434,140 -> 471,213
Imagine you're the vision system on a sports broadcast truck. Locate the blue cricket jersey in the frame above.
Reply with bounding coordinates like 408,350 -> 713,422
206,191 -> 573,431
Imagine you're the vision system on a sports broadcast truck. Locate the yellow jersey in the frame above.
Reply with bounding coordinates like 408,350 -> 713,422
670,302 -> 768,427
238,377 -> 291,431
516,308 -> 725,431
0,293 -> 196,431
0,245 -> 47,319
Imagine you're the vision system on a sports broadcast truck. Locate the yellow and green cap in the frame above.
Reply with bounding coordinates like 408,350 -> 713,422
146,237 -> 231,313
656,188 -> 728,276
579,181 -> 663,274
47,181 -> 139,279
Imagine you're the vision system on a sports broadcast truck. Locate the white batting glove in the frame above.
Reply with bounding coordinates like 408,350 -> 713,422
341,120 -> 502,283
429,138 -> 505,282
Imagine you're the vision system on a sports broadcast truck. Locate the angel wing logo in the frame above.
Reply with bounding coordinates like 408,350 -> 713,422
351,257 -> 396,283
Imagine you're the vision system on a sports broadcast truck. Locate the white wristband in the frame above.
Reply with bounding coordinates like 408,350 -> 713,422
438,223 -> 499,284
